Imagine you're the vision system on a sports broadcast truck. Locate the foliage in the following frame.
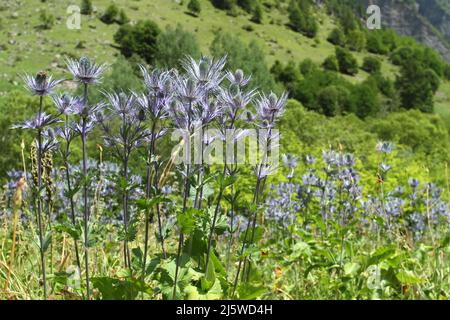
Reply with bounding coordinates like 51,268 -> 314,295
80,0 -> 93,15
114,20 -> 161,64
210,33 -> 277,92
362,56 -> 382,74
335,47 -> 358,76
100,3 -> 120,24
188,0 -> 202,16
155,25 -> 201,69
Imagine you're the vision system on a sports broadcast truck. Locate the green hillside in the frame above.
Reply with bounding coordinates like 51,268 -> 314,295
1,0 -> 449,117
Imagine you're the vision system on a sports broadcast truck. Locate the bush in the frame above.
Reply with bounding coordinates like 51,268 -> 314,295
211,0 -> 235,10
362,56 -> 381,74
237,0 -> 254,12
327,28 -> 346,47
155,24 -> 201,68
100,3 -> 119,24
396,60 -> 440,113
251,2 -> 263,24
352,81 -> 380,118
322,55 -> 339,72
346,29 -> 366,52
317,85 -> 351,116
299,58 -> 317,75
39,11 -> 54,29
114,20 -> 161,64
188,0 -> 201,16
390,46 -> 414,65
366,32 -> 388,55
210,33 -> 277,92
335,47 -> 358,75
116,9 -> 129,25
288,0 -> 318,38
81,0 -> 93,15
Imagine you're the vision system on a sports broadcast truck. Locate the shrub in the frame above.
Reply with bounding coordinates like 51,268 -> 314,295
346,29 -> 366,52
396,60 -> 440,113
335,47 -> 358,75
39,11 -> 54,29
116,9 -> 129,25
100,3 -> 119,24
114,20 -> 161,64
155,24 -> 201,68
188,0 -> 201,16
299,58 -> 317,75
322,55 -> 339,72
211,0 -> 235,10
362,56 -> 381,74
288,0 -> 318,38
251,2 -> 263,24
366,32 -> 388,55
237,0 -> 254,12
352,81 -> 380,118
80,0 -> 93,15
327,28 -> 346,47
210,32 -> 277,92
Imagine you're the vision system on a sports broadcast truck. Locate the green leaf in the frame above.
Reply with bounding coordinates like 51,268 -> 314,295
396,270 -> 423,284
237,283 -> 266,300
42,231 -> 52,253
344,262 -> 360,277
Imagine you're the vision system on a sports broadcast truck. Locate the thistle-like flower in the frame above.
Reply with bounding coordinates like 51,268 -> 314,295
72,101 -> 105,119
226,69 -> 251,88
52,93 -> 83,115
182,56 -> 226,90
104,92 -> 138,119
66,56 -> 107,84
219,87 -> 256,122
140,66 -> 173,96
255,92 -> 288,124
14,112 -> 61,131
22,71 -> 63,96
174,76 -> 203,106
376,141 -> 394,154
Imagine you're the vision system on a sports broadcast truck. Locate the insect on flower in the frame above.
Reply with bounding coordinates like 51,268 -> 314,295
22,71 -> 64,96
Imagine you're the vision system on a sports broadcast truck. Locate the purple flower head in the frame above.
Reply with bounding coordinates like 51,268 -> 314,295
255,92 -> 288,124
219,87 -> 256,122
376,141 -> 394,154
305,155 -> 316,165
408,178 -> 420,189
182,55 -> 226,90
22,71 -> 63,96
66,56 -> 107,85
13,112 -> 61,131
52,93 -> 83,115
226,69 -> 251,88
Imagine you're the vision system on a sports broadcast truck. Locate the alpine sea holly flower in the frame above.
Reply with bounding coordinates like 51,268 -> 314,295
182,55 -> 226,90
379,162 -> 392,174
219,87 -> 256,123
140,66 -> 174,96
226,69 -> 251,88
305,155 -> 316,165
66,56 -> 107,85
52,93 -> 83,115
14,113 -> 61,131
376,141 -> 394,154
174,75 -> 203,106
255,92 -> 288,124
71,101 -> 105,119
22,71 -> 64,96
